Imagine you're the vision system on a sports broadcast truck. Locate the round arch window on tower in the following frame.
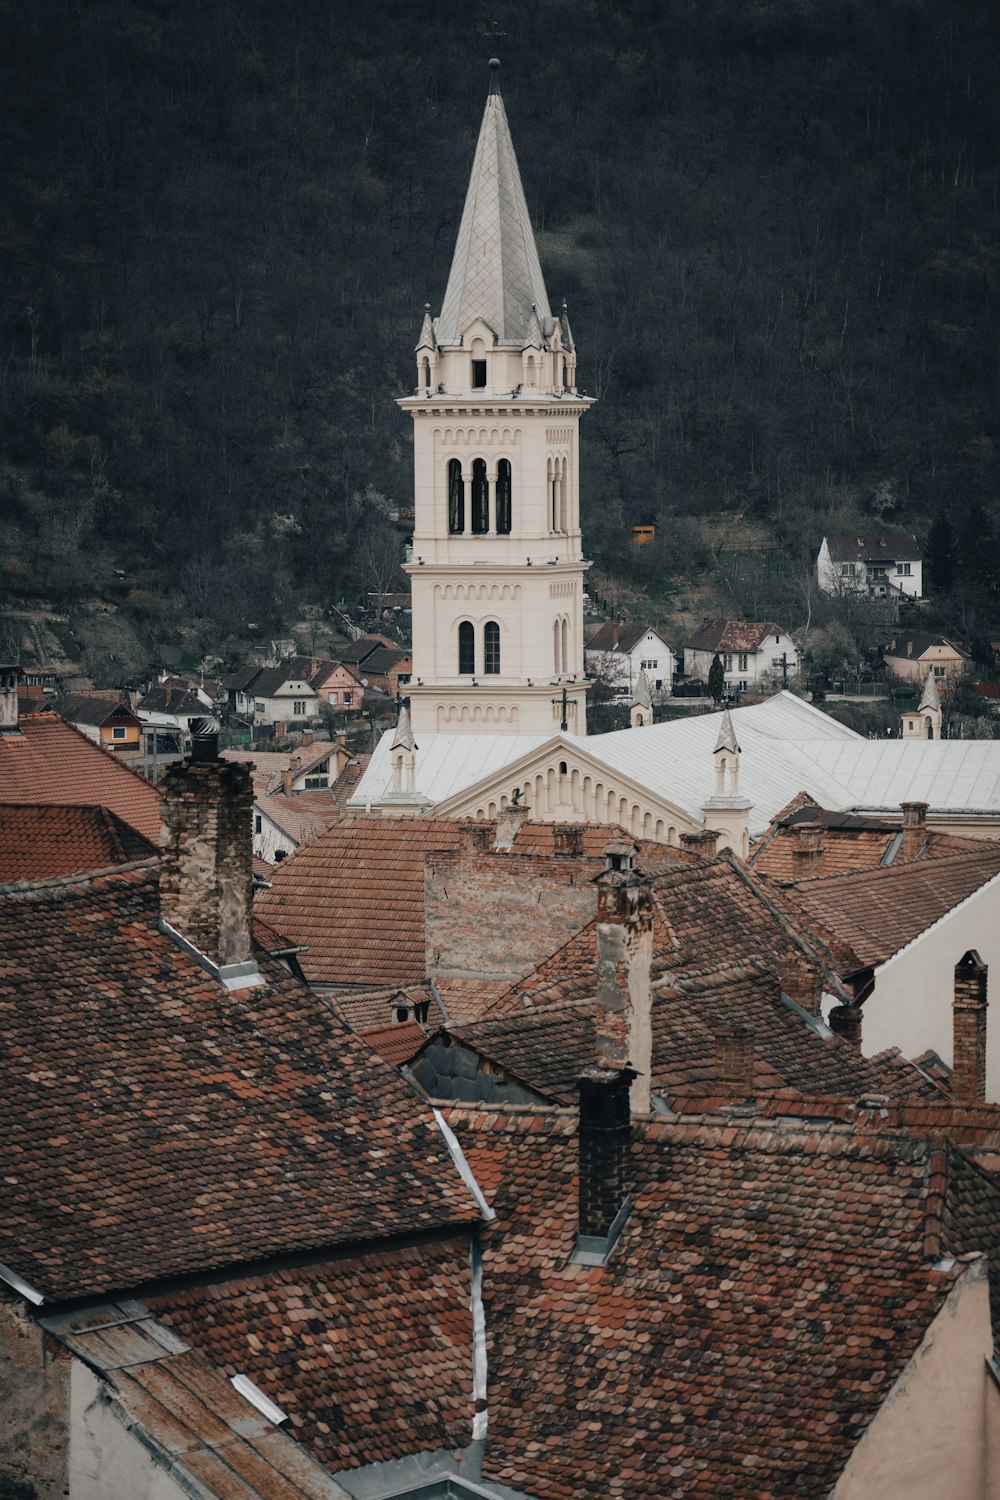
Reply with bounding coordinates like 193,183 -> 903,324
496,459 -> 512,534
458,621 -> 475,675
448,459 -> 464,534
484,621 -> 501,675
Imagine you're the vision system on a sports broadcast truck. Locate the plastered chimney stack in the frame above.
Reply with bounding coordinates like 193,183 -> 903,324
593,841 -> 653,1115
952,951 -> 988,1103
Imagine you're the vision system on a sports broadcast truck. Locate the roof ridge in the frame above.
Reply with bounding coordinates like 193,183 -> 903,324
0,857 -> 159,900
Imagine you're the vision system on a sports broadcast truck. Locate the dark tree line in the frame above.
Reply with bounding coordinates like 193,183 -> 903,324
1,0 -> 998,654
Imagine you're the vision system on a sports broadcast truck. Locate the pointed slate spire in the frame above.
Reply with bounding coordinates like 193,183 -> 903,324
714,708 -> 740,755
632,669 -> 653,712
918,667 -> 941,713
416,303 -> 437,352
436,59 -> 552,347
391,703 -> 417,753
559,299 -> 576,352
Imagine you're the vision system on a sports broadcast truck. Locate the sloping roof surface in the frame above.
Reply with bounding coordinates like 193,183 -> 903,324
150,1240 -> 472,1475
436,78 -> 551,346
451,1108 -> 995,1500
782,739 -> 1000,817
585,622 -> 658,654
348,729 -> 551,812
0,864 -> 476,1299
0,803 -> 156,880
684,619 -> 785,652
43,1301 -> 349,1500
782,851 -> 1000,972
885,632 -> 967,660
0,711 -> 162,842
825,530 -> 920,561
52,693 -> 137,727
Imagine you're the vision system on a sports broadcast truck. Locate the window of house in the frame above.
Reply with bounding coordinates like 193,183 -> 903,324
484,621 -> 501,675
293,700 -> 306,715
738,654 -> 749,671
898,562 -> 911,575
255,701 -> 265,713
111,725 -> 127,740
472,458 -> 488,534
496,458 -> 512,534
472,359 -> 487,389
254,814 -> 262,834
724,654 -> 734,671
458,621 -> 475,675
641,659 -> 657,671
934,665 -> 946,678
343,690 -> 352,705
304,776 -> 326,789
447,458 -> 464,533
840,562 -> 853,575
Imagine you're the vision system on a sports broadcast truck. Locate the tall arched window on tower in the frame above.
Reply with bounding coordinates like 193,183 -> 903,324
484,621 -> 501,675
458,621 -> 475,675
422,358 -> 431,389
448,459 -> 464,534
496,459 -> 512,534
472,458 -> 488,534
561,616 -> 569,674
553,618 -> 562,675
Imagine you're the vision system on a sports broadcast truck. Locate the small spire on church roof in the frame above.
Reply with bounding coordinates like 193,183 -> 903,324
632,669 -> 653,712
416,303 -> 437,353
391,703 -> 417,753
435,62 -> 552,347
918,667 -> 941,714
714,708 -> 740,755
560,299 -> 576,352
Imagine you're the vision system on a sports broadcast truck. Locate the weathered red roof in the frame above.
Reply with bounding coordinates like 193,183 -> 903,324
0,803 -> 156,880
0,711 -> 161,842
684,618 -> 786,653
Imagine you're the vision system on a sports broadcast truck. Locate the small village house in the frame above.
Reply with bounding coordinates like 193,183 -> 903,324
585,622 -> 675,698
817,531 -> 923,599
682,619 -> 798,694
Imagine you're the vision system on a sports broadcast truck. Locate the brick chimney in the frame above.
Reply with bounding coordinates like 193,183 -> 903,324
281,767 -> 294,797
159,733 -> 260,988
899,801 -> 928,863
494,797 -> 529,851
829,1004 -> 862,1049
680,829 -> 719,856
572,1066 -> 634,1264
715,1023 -> 753,1095
593,842 -> 653,1115
0,665 -> 19,733
952,951 -> 988,1103
791,823 -> 824,878
553,824 -> 584,857
781,952 -> 824,1016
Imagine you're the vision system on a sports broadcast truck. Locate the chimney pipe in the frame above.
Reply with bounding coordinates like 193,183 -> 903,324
573,1067 -> 634,1262
281,767 -> 294,797
952,951 -> 988,1103
553,824 -> 584,858
593,844 -> 653,1115
680,829 -> 719,857
791,823 -> 824,878
781,952 -> 824,1016
899,801 -> 928,863
714,1023 -> 754,1095
829,1004 -> 862,1049
159,748 -> 257,982
0,665 -> 20,733
494,799 -> 530,851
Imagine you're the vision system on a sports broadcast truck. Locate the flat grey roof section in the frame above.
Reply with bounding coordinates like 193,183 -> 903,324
334,1447 -> 535,1500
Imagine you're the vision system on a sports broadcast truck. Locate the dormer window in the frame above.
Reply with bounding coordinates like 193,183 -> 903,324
472,359 -> 487,389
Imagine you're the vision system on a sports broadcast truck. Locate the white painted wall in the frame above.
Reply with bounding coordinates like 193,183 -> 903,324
861,874 -> 1000,1099
684,629 -> 797,690
69,1361 -> 190,1500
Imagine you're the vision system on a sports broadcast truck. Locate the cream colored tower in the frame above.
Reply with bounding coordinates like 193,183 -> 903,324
400,61 -> 594,737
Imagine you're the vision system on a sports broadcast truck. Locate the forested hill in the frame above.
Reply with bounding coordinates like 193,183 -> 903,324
2,0 -> 998,664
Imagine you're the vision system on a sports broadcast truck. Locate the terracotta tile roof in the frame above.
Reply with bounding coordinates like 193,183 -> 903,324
585,622 -> 655,654
433,976 -> 513,1022
684,618 -> 785,653
362,1020 -> 433,1066
781,849 -> 1000,973
259,790 -> 343,847
254,819 -> 473,989
0,803 -> 157,880
223,742 -> 340,789
0,711 -> 162,842
137,683 -> 210,716
149,1239 -> 472,1475
330,982 -> 445,1033
447,1107 -> 999,1500
0,864 -> 477,1300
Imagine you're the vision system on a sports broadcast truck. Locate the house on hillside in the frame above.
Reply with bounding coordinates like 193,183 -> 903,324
585,622 -> 675,698
53,694 -> 143,756
884,632 -> 968,684
137,676 -> 216,739
817,531 -> 923,599
682,619 -> 798,694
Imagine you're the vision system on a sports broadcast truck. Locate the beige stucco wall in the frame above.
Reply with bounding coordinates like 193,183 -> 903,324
885,644 -> 965,683
832,1258 -> 991,1500
860,874 -> 1000,1100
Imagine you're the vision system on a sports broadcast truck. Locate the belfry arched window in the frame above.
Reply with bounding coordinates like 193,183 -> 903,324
422,358 -> 431,389
484,621 -> 501,675
458,621 -> 475,675
448,459 -> 464,534
472,458 -> 488,534
496,459 -> 512,534
561,617 -> 569,673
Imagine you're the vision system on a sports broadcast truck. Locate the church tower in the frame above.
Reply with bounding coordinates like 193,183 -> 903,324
400,61 -> 594,737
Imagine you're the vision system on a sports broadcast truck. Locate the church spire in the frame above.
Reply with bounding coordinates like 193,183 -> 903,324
436,59 -> 552,347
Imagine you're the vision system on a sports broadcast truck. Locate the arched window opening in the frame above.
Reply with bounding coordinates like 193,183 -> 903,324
553,618 -> 561,674
527,356 -> 537,386
448,459 -> 464,534
558,760 -> 568,777
471,339 -> 487,390
563,359 -> 569,390
422,359 -> 431,388
561,617 -> 569,674
496,459 -> 512,534
559,459 -> 569,531
472,458 -> 489,534
458,621 -> 475,675
484,621 -> 501,675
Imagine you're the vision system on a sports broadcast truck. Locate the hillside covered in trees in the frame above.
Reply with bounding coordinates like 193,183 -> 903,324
2,0 -> 998,674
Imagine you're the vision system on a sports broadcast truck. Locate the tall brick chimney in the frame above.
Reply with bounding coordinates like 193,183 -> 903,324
791,823 -> 824,878
715,1023 -> 754,1095
593,841 -> 653,1115
952,950 -> 988,1103
159,734 -> 260,987
680,829 -> 719,856
0,665 -> 19,733
572,1066 -> 634,1264
899,801 -> 928,863
829,1004 -> 863,1049
781,952 -> 824,1016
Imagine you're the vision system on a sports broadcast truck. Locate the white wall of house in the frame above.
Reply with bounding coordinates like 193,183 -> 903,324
251,684 -> 318,727
585,632 -> 675,698
684,630 -> 798,691
859,874 -> 1000,1100
69,1361 -> 190,1500
253,805 -> 298,862
884,645 -> 967,685
832,1260 -> 994,1500
817,539 -> 923,599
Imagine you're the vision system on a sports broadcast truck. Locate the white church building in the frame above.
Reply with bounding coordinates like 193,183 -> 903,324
351,64 -> 1000,854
